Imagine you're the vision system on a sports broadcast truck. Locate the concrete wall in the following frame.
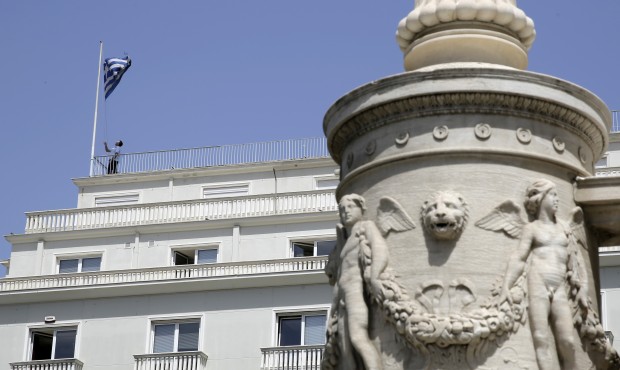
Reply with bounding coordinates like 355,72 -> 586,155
7,219 -> 336,277
0,284 -> 331,370
76,162 -> 337,208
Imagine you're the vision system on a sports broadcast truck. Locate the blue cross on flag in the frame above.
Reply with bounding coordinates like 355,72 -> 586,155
103,56 -> 131,99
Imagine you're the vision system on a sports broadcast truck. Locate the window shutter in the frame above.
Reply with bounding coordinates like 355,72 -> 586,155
178,322 -> 200,351
304,315 -> 326,345
197,249 -> 217,264
81,257 -> 102,272
54,330 -> 77,359
153,324 -> 175,353
59,259 -> 79,274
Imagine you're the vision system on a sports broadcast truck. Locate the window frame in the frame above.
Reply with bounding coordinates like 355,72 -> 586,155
272,307 -> 329,347
202,182 -> 250,199
28,324 -> 79,361
314,176 -> 339,190
94,192 -> 140,207
275,309 -> 329,347
170,244 -> 219,266
149,317 -> 202,354
56,254 -> 103,274
289,237 -> 336,258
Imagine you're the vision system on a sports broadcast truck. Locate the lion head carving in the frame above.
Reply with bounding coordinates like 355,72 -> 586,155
421,191 -> 469,241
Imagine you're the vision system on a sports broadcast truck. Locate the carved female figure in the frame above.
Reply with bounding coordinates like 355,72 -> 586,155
499,180 -> 583,370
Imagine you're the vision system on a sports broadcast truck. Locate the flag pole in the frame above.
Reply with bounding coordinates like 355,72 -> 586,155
90,41 -> 104,177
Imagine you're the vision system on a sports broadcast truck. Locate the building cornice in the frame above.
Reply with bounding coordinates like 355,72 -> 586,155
73,157 -> 336,187
6,211 -> 337,244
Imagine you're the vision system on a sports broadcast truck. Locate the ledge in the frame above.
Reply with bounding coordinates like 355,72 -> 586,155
0,257 -> 329,305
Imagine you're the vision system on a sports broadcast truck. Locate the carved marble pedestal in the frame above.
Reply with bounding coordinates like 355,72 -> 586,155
322,65 -> 619,370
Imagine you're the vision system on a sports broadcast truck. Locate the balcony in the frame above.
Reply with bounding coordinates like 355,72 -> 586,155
91,137 -> 330,176
261,345 -> 324,370
24,190 -> 337,234
134,352 -> 208,370
596,166 -> 620,177
0,256 -> 327,295
10,359 -> 84,370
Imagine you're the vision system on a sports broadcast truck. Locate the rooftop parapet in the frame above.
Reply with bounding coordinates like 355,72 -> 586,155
91,137 -> 329,176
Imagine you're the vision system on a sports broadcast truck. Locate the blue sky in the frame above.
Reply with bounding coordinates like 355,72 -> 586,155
1,1 -> 619,276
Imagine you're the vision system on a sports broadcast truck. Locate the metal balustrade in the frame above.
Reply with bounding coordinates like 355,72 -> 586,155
10,359 -> 84,370
613,110 -> 620,133
0,256 -> 327,293
92,137 -> 330,176
24,190 -> 337,234
134,351 -> 208,370
261,345 -> 324,370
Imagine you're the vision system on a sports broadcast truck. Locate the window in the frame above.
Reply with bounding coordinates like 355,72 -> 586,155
278,313 -> 326,346
58,256 -> 102,273
203,183 -> 249,199
291,240 -> 336,257
30,327 -> 77,360
152,321 -> 200,353
172,247 -> 218,265
596,155 -> 608,168
315,177 -> 339,190
95,193 -> 139,207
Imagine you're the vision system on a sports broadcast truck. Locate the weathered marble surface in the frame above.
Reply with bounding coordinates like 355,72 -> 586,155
322,67 -> 619,369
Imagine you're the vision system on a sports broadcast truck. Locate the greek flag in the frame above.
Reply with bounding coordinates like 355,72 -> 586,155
103,56 -> 131,99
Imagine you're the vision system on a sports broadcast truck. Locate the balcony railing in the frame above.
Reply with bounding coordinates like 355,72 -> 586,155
24,190 -> 336,234
92,137 -> 330,176
595,167 -> 620,177
0,256 -> 328,293
134,351 -> 208,370
10,359 -> 84,370
613,110 -> 619,133
261,345 -> 324,370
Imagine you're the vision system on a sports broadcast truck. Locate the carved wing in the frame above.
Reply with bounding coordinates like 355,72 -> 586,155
376,196 -> 416,237
475,200 -> 525,239
569,206 -> 588,251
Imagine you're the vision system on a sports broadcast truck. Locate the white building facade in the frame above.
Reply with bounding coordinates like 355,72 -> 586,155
1,138 -> 338,370
3,132 -> 620,370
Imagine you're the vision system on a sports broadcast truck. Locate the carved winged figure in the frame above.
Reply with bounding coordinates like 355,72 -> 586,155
323,194 -> 415,370
476,179 -> 618,370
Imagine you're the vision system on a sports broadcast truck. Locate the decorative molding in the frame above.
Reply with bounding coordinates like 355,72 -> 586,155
515,128 -> 531,144
474,123 -> 492,140
396,0 -> 535,52
433,125 -> 449,141
327,92 -> 605,163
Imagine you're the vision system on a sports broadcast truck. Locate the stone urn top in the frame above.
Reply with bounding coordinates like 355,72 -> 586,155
396,0 -> 536,71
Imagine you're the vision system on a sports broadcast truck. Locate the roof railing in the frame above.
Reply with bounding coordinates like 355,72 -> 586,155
612,110 -> 620,133
91,137 -> 330,176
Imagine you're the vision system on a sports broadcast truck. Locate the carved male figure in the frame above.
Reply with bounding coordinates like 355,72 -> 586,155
326,194 -> 385,370
499,180 -> 584,370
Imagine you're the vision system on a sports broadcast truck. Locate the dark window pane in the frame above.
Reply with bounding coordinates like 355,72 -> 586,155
81,257 -> 101,272
54,330 -> 76,359
174,251 -> 193,265
178,322 -> 200,351
197,249 -> 217,264
292,242 -> 314,257
153,324 -> 175,353
316,240 -> 336,256
59,259 -> 79,274
279,317 -> 302,346
31,332 -> 53,360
